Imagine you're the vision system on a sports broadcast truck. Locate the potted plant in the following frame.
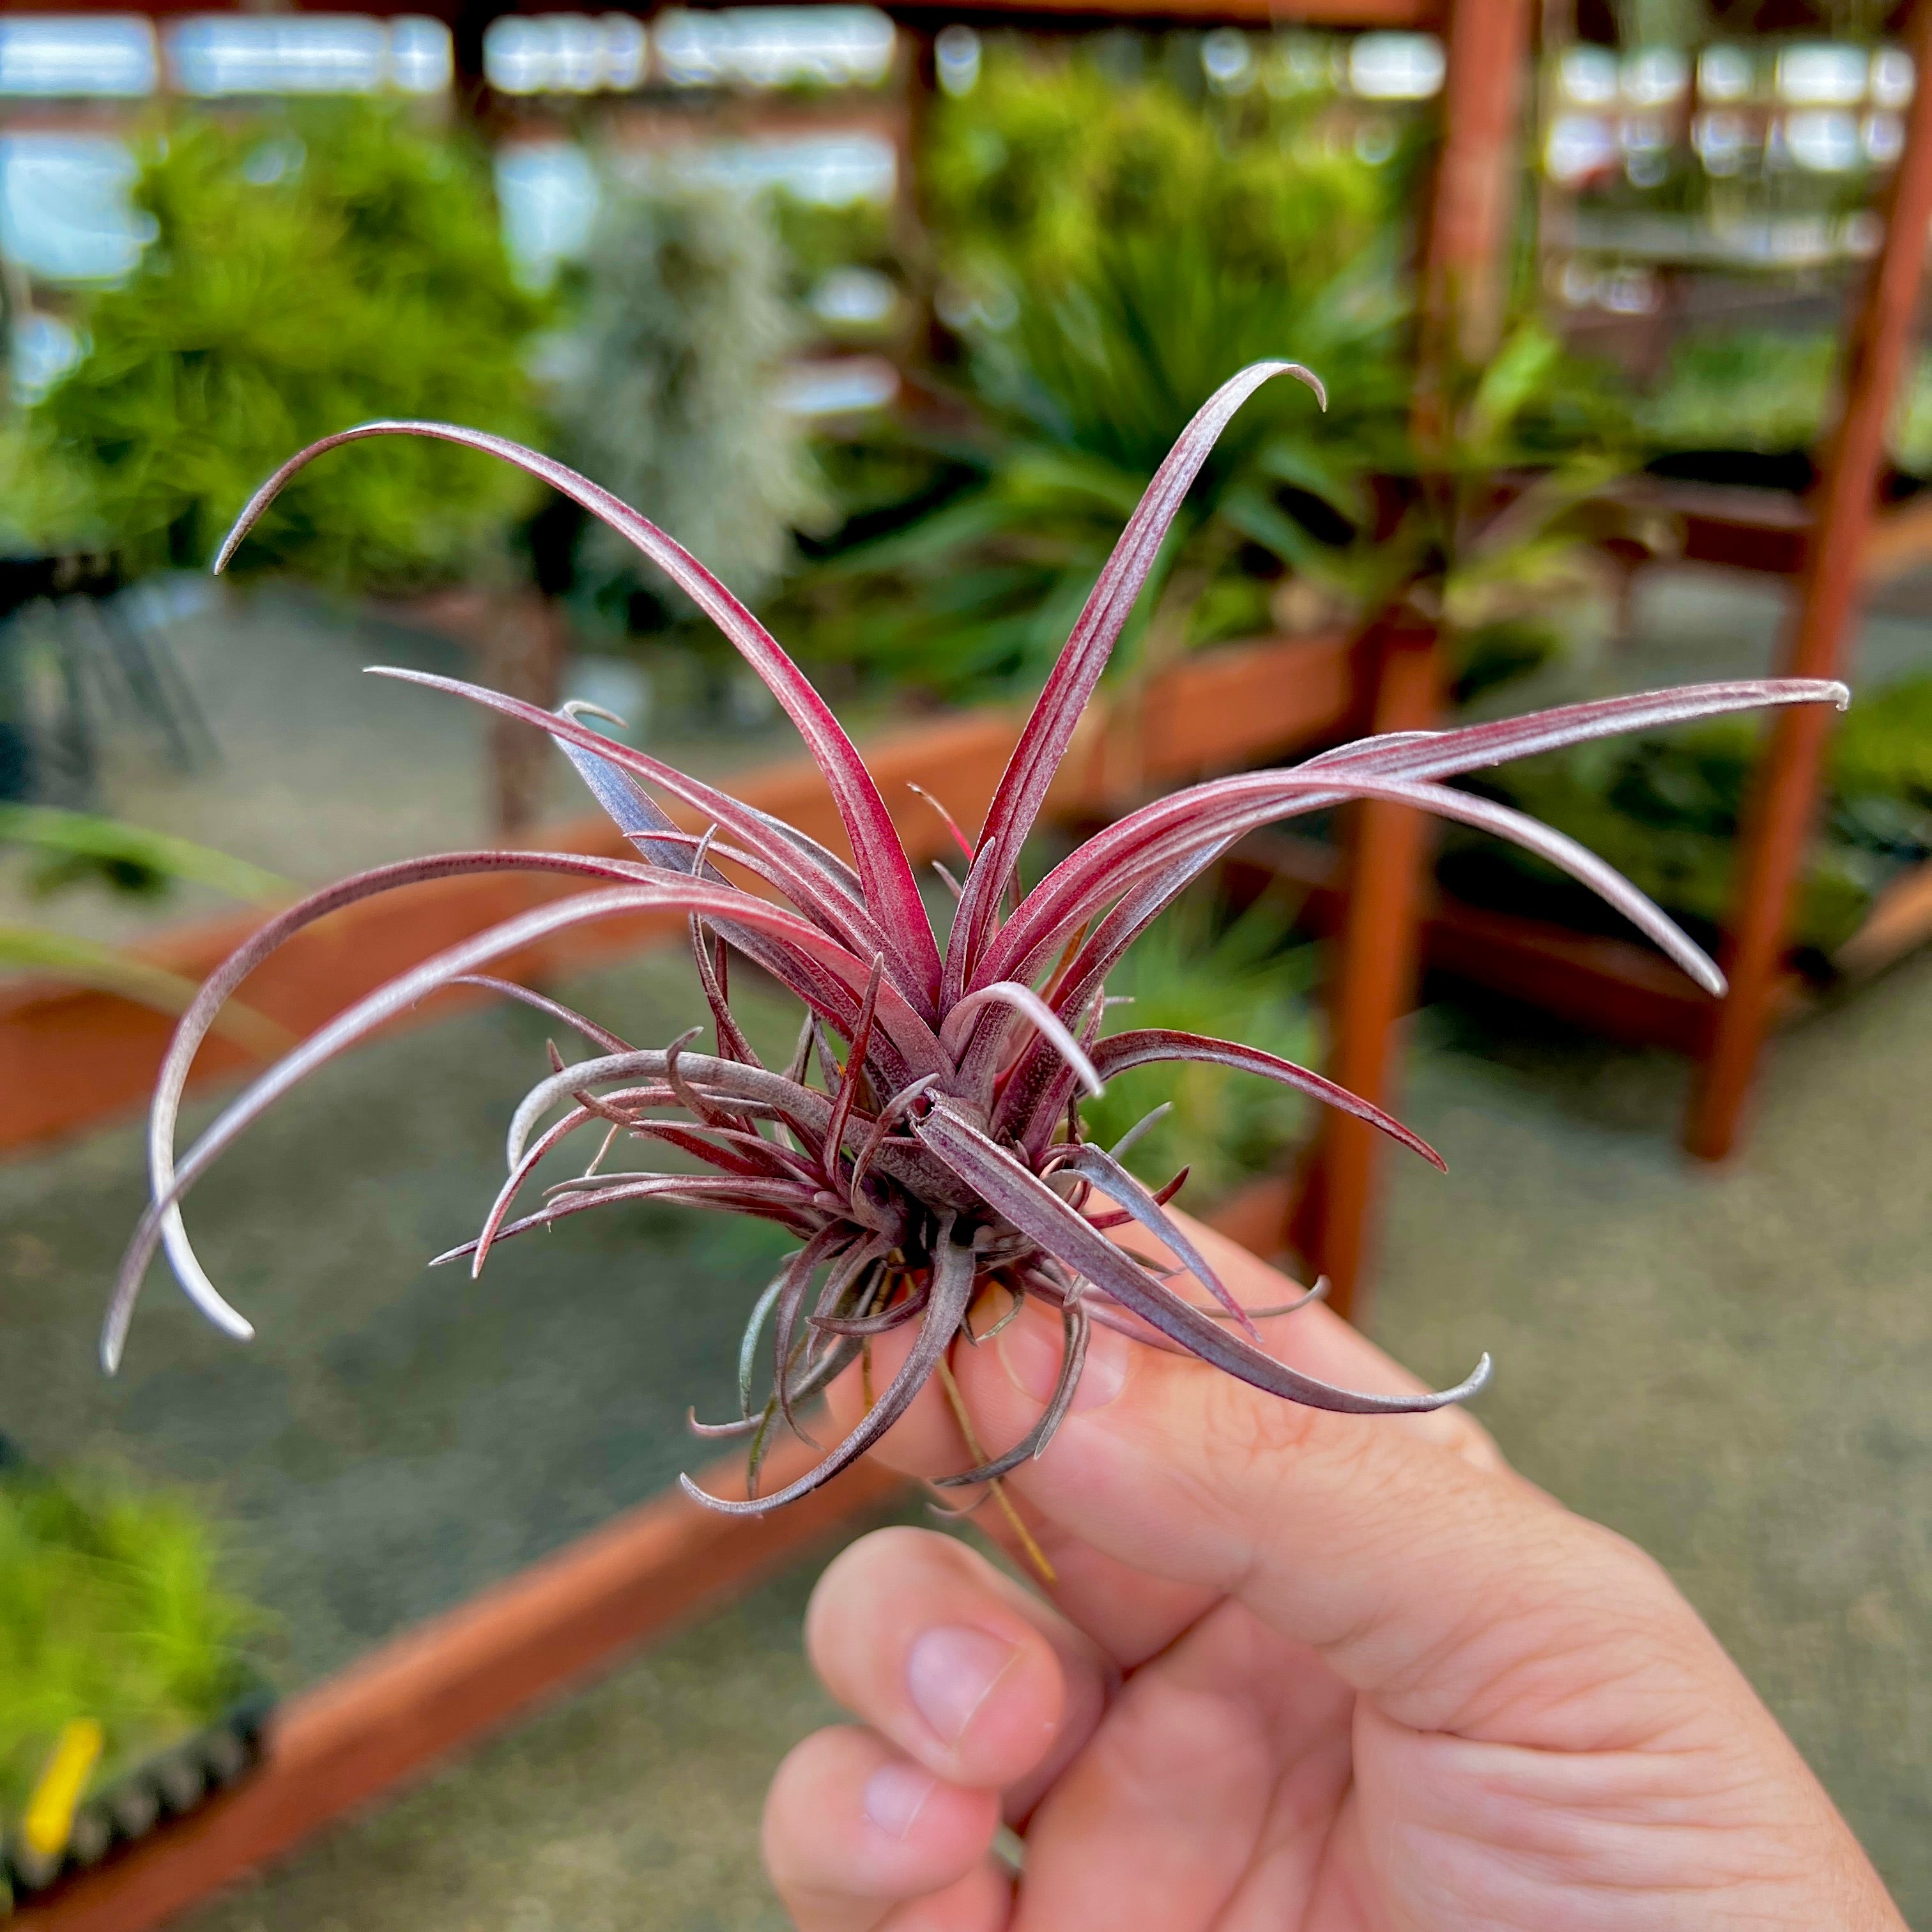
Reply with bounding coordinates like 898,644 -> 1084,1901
1,102 -> 549,831
783,39 -> 1411,706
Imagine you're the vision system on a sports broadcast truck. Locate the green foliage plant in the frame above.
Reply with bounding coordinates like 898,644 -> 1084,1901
804,43 -> 1651,710
0,1463 -> 266,1819
795,42 -> 1411,700
13,103 -> 546,590
1640,326 -> 1932,477
1262,321 -> 1665,702
923,35 -> 1408,314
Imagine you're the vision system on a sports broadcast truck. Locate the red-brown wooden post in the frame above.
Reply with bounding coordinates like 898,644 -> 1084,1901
1686,0 -> 1932,1162
1292,0 -> 1535,1319
1291,620 -> 1441,1305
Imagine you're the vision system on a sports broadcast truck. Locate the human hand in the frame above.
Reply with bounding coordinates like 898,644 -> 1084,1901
763,1216 -> 1903,1931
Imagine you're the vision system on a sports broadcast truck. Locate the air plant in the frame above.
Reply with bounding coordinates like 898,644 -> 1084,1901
103,363 -> 1845,1520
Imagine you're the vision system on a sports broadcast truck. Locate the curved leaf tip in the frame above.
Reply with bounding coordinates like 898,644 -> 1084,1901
1282,360 -> 1327,411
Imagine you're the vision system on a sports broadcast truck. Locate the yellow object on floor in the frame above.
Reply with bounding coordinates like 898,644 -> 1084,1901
22,1719 -> 103,1859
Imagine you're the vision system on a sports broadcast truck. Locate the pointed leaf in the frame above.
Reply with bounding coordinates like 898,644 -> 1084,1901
947,361 -> 1324,1003
372,668 -> 893,967
916,1105 -> 1489,1416
1091,1030 -> 1445,1170
218,422 -> 940,1005
107,877 -> 951,1374
102,848 -> 676,1371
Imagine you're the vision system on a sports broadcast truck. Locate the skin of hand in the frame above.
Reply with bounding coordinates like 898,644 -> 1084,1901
762,1214 -> 1906,1932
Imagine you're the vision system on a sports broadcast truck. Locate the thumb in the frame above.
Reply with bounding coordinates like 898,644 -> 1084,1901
931,1215 -> 1740,1752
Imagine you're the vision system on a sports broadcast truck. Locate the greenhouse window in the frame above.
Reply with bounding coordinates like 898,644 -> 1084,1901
675,132 -> 896,204
484,13 -> 647,95
0,15 -> 156,97
166,14 -> 450,97
775,353 -> 897,417
1347,33 -> 1443,101
1776,43 -> 1871,107
1558,45 -> 1618,107
495,140 -> 599,289
1784,108 -> 1862,172
934,24 -> 979,97
1622,47 -> 1687,107
0,132 -> 152,282
652,7 -> 894,91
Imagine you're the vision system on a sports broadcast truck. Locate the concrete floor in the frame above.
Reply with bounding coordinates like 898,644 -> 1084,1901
1,565 -> 1928,1925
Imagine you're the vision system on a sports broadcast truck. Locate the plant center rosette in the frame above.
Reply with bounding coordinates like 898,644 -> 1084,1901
104,363 -> 1846,1514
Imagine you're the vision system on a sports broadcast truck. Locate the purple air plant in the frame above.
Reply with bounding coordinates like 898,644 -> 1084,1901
104,362 -> 1846,1516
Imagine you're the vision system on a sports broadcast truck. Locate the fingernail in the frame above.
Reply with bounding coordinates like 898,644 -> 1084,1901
999,1303 -> 1128,1413
907,1625 -> 1019,1744
863,1761 -> 937,1839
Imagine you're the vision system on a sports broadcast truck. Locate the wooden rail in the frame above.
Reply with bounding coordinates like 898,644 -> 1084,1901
1639,477 -> 1932,586
0,632 -> 1356,1156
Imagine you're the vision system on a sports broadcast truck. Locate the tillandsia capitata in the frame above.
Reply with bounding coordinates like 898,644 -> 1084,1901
104,362 -> 1847,1518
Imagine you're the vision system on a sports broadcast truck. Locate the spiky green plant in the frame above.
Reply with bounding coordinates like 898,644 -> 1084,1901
103,367 -> 1844,1512
788,43 -> 1407,700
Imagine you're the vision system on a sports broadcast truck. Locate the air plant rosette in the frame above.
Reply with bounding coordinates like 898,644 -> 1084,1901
103,364 -> 1845,1526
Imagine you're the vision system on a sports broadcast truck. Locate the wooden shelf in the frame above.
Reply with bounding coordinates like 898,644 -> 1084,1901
1635,476 -> 1932,587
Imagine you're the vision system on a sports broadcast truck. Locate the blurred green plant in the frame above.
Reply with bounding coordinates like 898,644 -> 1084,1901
0,804 -> 286,1044
0,1461 -> 268,1820
792,43 -> 1651,709
1078,893 -> 1319,1206
924,36 -> 1413,311
1258,321 -> 1664,703
1639,326 -> 1932,475
553,172 -> 826,634
6,103 -> 546,590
